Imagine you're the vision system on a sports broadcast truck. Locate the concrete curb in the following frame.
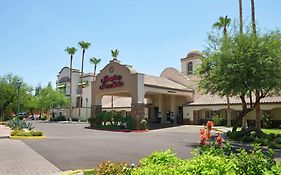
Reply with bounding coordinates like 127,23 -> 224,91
10,135 -> 46,139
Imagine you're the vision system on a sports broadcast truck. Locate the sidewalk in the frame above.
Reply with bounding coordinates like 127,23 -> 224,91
0,125 -> 62,175
0,124 -> 11,138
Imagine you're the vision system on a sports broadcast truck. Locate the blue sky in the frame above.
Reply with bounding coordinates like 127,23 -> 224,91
0,0 -> 280,88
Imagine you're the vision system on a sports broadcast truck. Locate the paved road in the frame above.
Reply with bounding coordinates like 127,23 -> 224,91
23,122 -> 214,171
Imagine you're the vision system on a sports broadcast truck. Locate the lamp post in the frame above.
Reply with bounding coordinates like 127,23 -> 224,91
17,80 -> 22,119
86,97 -> 88,119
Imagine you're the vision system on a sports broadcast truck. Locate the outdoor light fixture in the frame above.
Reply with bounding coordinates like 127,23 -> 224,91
86,97 -> 89,119
17,80 -> 22,118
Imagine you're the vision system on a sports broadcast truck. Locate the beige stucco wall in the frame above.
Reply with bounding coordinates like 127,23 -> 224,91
92,60 -> 145,107
271,108 -> 281,120
184,104 -> 281,122
181,58 -> 202,75
57,67 -> 93,109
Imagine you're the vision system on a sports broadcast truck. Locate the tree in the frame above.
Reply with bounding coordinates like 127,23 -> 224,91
239,0 -> 243,34
110,49 -> 120,110
78,41 -> 91,122
212,16 -> 232,127
212,16 -> 231,36
37,85 -> 69,114
250,0 -> 261,129
35,84 -> 42,96
0,74 -> 34,118
198,29 -> 281,132
89,57 -> 101,78
251,0 -> 256,35
65,46 -> 77,122
111,49 -> 119,60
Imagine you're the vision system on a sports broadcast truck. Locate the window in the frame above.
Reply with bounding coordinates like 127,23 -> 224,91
187,61 -> 193,74
205,111 -> 211,118
205,110 -> 218,118
76,97 -> 83,107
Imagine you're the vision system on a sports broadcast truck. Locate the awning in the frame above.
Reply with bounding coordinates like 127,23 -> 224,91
56,84 -> 66,89
78,81 -> 88,86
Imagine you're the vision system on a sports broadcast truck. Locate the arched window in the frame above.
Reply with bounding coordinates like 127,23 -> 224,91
187,61 -> 193,74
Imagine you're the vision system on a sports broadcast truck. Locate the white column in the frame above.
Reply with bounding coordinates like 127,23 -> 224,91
170,95 -> 176,123
158,94 -> 165,123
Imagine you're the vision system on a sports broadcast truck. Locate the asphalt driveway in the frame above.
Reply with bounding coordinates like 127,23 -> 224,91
23,122 -> 206,171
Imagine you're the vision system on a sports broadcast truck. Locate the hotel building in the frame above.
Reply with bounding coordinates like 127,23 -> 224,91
56,51 -> 281,127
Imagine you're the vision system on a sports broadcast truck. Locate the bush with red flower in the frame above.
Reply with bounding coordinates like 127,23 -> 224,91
199,121 -> 224,146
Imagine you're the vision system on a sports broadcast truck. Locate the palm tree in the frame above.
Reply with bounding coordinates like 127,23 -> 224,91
111,49 -> 119,60
239,0 -> 243,34
110,49 -> 119,111
213,16 -> 232,127
212,16 -> 231,36
65,47 -> 77,123
251,0 -> 256,35
250,0 -> 260,129
78,41 -> 91,122
89,57 -> 101,78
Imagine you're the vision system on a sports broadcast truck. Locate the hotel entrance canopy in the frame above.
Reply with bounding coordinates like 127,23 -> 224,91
91,59 -> 194,129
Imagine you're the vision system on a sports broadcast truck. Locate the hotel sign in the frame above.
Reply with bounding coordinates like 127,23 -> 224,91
100,75 -> 124,90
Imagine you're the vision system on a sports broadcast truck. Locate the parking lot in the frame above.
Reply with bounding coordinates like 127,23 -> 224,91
23,122 -> 209,171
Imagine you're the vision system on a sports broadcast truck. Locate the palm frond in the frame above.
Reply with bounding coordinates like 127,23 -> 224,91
111,49 -> 119,58
65,47 -> 77,55
78,41 -> 91,49
90,57 -> 101,65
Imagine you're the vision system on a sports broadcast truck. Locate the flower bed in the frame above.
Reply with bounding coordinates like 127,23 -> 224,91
10,130 -> 45,139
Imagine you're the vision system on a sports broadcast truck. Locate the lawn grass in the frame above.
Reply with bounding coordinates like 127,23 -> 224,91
261,128 -> 281,134
235,127 -> 281,134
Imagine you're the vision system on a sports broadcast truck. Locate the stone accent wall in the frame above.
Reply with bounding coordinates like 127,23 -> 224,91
90,105 -> 102,127
131,103 -> 145,129
91,105 -> 102,118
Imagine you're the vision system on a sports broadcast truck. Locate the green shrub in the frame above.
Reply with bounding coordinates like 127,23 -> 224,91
212,115 -> 223,126
96,111 -> 112,125
255,138 -> 268,146
88,117 -> 98,126
126,118 -> 135,130
11,130 -> 43,137
242,135 -> 255,143
230,144 -> 275,175
7,118 -> 34,130
0,115 -> 12,121
140,119 -> 148,130
71,118 -> 79,122
133,145 -> 279,175
227,131 -> 241,140
262,112 -> 272,128
275,137 -> 281,144
30,130 -> 43,136
268,133 -> 277,140
140,149 -> 181,166
96,161 -> 130,175
112,113 -> 123,126
50,116 -> 66,121
40,115 -> 47,121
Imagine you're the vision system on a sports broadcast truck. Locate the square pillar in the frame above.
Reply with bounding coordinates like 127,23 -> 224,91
170,95 -> 176,124
131,103 -> 145,129
90,105 -> 102,126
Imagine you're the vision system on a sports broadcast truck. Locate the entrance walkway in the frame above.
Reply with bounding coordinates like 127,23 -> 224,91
0,125 -> 61,175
